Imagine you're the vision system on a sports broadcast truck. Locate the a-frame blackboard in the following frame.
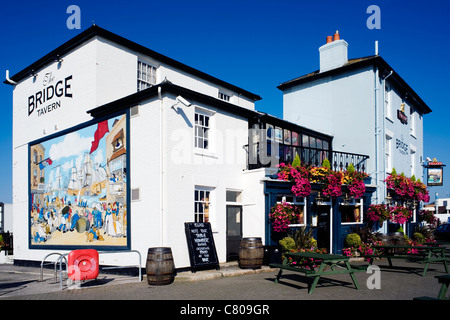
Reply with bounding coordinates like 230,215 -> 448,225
184,222 -> 220,273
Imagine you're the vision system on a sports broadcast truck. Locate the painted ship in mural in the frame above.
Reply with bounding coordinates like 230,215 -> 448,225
30,114 -> 128,248
65,154 -> 108,200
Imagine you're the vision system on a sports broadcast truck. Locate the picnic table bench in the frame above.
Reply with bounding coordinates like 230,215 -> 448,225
270,252 -> 367,294
414,274 -> 450,300
364,245 -> 449,277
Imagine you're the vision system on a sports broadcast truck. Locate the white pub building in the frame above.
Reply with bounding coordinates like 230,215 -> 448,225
5,26 -> 431,270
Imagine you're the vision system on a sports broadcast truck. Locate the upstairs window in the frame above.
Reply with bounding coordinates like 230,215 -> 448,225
385,84 -> 392,119
218,92 -> 230,102
137,61 -> 157,91
195,110 -> 211,150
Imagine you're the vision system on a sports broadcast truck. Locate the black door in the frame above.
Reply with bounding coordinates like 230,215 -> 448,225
226,205 -> 242,261
316,205 -> 331,252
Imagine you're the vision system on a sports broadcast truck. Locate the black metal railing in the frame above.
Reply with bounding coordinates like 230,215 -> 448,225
246,142 -> 368,173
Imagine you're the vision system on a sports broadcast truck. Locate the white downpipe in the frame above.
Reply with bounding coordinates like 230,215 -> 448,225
158,86 -> 164,246
374,66 -> 380,205
5,70 -> 17,85
381,70 -> 393,204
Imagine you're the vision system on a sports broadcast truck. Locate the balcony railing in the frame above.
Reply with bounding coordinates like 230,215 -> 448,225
246,142 -> 369,173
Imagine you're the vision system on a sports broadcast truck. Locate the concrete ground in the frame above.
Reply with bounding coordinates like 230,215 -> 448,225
0,258 -> 447,301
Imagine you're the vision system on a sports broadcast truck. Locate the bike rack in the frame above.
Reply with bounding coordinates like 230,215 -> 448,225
51,249 -> 142,290
39,252 -> 67,283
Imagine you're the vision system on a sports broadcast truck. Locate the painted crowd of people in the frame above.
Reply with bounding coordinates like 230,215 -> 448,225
31,199 -> 127,244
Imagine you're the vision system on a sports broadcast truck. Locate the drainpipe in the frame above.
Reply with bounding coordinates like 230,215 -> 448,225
5,70 -> 17,85
381,70 -> 393,204
158,86 -> 164,246
374,66 -> 380,205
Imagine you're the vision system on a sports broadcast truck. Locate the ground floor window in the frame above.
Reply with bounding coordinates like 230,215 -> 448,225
276,194 -> 306,226
194,187 -> 212,222
340,199 -> 363,224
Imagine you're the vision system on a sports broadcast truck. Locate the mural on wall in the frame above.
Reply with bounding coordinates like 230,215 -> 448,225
30,114 -> 128,248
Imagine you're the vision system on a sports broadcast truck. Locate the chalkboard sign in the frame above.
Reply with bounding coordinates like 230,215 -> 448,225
184,222 -> 220,273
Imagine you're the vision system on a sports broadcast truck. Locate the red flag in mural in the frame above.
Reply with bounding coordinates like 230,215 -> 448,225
90,120 -> 109,154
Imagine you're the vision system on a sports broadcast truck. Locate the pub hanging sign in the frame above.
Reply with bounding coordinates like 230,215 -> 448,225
425,159 -> 445,187
397,103 -> 408,125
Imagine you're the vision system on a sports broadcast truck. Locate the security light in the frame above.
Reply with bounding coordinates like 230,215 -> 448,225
176,95 -> 191,107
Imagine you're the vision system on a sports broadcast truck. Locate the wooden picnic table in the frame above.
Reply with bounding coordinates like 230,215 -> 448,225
270,251 -> 367,294
436,274 -> 450,300
414,274 -> 450,300
367,245 -> 449,277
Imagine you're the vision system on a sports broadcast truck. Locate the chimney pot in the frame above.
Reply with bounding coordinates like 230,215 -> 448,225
333,30 -> 340,41
319,31 -> 348,73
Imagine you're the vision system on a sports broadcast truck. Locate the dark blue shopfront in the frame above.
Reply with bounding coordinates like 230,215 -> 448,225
264,179 -> 376,254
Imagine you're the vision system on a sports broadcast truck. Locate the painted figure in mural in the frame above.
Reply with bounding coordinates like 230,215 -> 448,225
33,222 -> 47,243
70,210 -> 80,231
58,204 -> 72,233
104,203 -> 116,236
92,205 -> 103,229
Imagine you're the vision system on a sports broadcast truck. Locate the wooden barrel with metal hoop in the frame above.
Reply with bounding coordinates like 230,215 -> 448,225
239,237 -> 264,269
146,247 -> 175,285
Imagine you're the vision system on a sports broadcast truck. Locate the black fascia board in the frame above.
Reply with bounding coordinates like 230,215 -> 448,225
87,81 -> 333,147
277,55 -> 431,115
87,82 -> 259,120
5,25 -> 262,102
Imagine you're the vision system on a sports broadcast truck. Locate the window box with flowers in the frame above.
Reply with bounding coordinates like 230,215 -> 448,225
276,156 -> 369,201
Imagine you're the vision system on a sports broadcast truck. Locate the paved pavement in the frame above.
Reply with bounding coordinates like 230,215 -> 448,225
0,258 -> 447,302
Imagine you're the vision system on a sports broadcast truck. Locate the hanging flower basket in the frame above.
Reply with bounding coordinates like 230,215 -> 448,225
344,165 -> 369,199
389,206 -> 412,224
418,210 -> 437,224
269,203 -> 302,233
366,204 -> 390,223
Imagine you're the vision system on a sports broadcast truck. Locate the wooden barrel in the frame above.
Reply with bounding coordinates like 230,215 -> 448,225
146,247 -> 175,285
239,238 -> 264,269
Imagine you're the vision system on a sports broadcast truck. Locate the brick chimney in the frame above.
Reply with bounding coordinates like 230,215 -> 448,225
319,31 -> 348,73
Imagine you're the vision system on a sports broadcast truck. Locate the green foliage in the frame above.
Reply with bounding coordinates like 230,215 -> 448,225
391,168 -> 397,175
345,233 -> 362,248
411,175 -> 416,182
291,154 -> 301,168
279,237 -> 296,252
293,226 -> 316,250
413,232 -> 425,244
413,225 -> 434,241
346,163 -> 355,174
322,158 -> 331,169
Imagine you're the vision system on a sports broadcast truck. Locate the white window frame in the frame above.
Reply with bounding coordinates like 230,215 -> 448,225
276,194 -> 306,227
137,61 -> 157,91
410,145 -> 417,177
194,108 -> 216,153
385,84 -> 392,120
385,133 -> 393,173
410,107 -> 416,137
218,92 -> 230,102
340,198 -> 364,225
194,186 -> 214,223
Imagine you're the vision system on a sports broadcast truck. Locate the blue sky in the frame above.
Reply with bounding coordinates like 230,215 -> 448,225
1,0 -> 449,203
